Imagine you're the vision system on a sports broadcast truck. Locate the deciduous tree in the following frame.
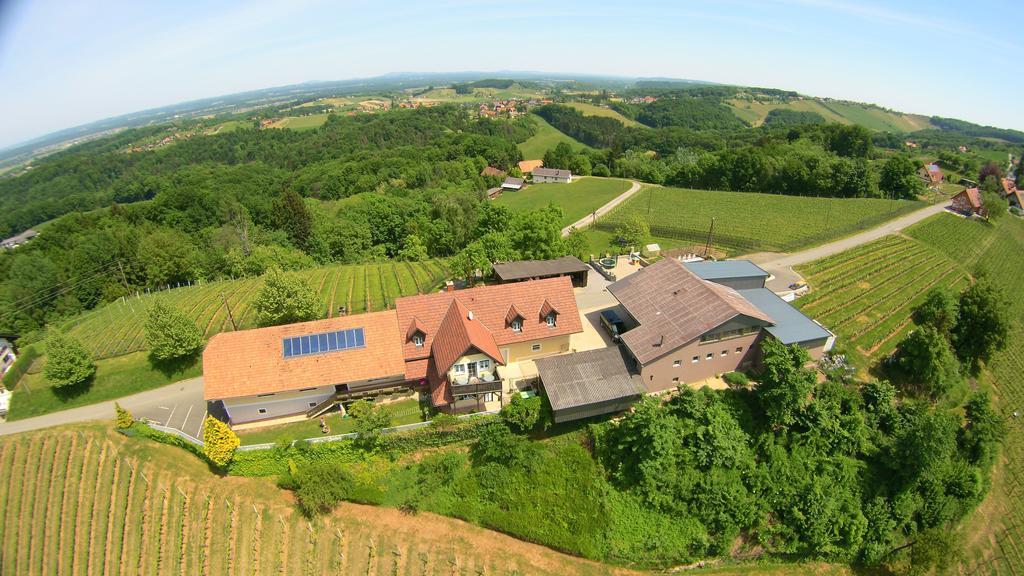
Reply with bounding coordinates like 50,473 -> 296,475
253,268 -> 321,327
757,338 -> 816,429
879,155 -> 924,199
43,332 -> 95,388
953,277 -> 1010,372
894,325 -> 961,399
144,301 -> 204,361
912,288 -> 959,337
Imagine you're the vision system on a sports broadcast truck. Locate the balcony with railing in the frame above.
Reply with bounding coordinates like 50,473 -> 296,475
450,377 -> 501,397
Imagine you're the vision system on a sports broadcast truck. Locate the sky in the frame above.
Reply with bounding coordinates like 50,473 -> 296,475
0,0 -> 1021,149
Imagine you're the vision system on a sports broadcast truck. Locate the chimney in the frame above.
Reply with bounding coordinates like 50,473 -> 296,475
467,310 -> 474,321
655,335 -> 664,347
445,280 -> 455,292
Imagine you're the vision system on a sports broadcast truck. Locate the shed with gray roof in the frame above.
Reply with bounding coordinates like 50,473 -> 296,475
683,260 -> 769,290
492,255 -> 589,287
535,346 -> 642,423
531,167 -> 572,183
738,288 -> 833,347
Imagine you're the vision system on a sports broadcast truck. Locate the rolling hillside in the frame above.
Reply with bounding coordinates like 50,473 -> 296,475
726,96 -> 933,132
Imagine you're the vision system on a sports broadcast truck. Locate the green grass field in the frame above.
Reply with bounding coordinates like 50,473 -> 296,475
586,186 -> 926,256
59,259 -> 449,360
494,177 -> 631,227
726,97 -> 932,131
268,113 -> 331,130
207,119 -> 249,134
792,213 -> 1024,573
565,102 -> 643,127
236,398 -> 425,445
7,352 -> 201,421
517,114 -> 590,160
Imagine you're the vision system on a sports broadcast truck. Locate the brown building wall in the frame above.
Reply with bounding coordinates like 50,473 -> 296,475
638,331 -> 764,393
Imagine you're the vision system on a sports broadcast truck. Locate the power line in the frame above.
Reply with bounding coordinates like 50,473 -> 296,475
4,261 -> 122,312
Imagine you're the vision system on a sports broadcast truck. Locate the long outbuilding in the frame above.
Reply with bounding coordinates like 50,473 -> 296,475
534,346 -> 642,423
492,255 -> 589,287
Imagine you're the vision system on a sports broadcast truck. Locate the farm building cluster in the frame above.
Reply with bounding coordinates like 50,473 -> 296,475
204,254 -> 834,427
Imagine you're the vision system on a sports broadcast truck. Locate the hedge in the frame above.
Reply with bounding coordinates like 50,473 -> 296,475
1,344 -> 39,391
122,422 -> 207,461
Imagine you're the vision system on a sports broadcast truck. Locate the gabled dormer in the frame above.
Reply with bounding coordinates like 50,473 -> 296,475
407,317 -> 427,348
539,299 -> 559,328
505,303 -> 525,333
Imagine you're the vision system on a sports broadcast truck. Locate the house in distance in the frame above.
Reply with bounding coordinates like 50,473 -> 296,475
531,167 -> 572,184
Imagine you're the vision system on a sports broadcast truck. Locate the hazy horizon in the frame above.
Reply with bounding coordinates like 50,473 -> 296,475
1,0 -> 1022,150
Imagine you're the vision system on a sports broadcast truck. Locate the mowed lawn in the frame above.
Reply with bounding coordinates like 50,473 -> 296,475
586,186 -> 926,256
494,177 -> 632,227
565,102 -> 643,127
7,351 -> 201,421
791,214 -> 1024,574
517,114 -> 590,160
236,398 -> 426,445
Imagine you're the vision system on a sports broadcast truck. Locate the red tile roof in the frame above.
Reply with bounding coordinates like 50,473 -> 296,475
430,299 -> 505,378
203,311 -> 405,401
395,276 -> 583,364
608,258 -> 774,365
955,187 -> 983,210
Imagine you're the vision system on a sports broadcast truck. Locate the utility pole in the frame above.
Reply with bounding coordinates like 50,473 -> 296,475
703,217 -> 716,257
117,260 -> 130,292
221,292 -> 237,331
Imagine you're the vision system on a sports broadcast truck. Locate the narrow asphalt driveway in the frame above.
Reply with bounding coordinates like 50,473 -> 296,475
0,376 -> 206,437
561,180 -> 643,237
749,201 -> 952,291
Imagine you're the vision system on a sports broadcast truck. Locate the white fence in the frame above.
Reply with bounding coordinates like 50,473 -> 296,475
146,422 -> 205,447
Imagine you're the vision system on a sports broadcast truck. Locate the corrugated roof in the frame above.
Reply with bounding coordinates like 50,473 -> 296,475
683,260 -> 769,281
535,347 -> 642,412
532,167 -> 571,178
738,288 -> 832,345
492,255 -> 589,282
203,311 -> 406,400
608,258 -> 773,365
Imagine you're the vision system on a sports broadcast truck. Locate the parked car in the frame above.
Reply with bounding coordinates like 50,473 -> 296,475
600,309 -> 626,341
789,281 -> 807,290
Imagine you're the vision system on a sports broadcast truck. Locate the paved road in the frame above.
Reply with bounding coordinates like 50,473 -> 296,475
561,179 -> 643,237
0,376 -> 206,437
748,202 -> 952,292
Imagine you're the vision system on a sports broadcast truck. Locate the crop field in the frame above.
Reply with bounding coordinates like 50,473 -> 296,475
565,102 -> 643,127
517,114 -> 590,160
494,177 -> 631,227
588,186 -> 926,256
61,260 -> 449,359
0,426 -> 650,576
268,113 -> 331,130
795,233 -> 971,362
793,213 -> 1024,572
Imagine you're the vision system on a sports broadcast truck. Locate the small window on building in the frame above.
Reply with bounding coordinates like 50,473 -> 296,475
706,352 -> 713,360
484,392 -> 495,402
412,334 -> 424,347
531,343 -> 542,352
692,356 -> 699,363
673,360 -> 681,367
735,347 -> 743,354
256,393 -> 275,398
299,387 -> 316,392
257,408 -> 267,415
453,364 -> 466,374
721,350 -> 728,357
479,359 -> 490,369
308,402 -> 318,408
545,313 -> 557,327
672,377 -> 680,383
511,319 -> 523,332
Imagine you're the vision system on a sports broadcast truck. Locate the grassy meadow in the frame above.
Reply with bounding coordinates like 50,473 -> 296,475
494,177 -> 632,227
268,113 -> 331,130
517,114 -> 590,159
725,97 -> 932,131
585,186 -> 926,256
565,102 -> 643,127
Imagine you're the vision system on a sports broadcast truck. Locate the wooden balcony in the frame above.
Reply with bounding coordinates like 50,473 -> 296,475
450,378 -> 501,396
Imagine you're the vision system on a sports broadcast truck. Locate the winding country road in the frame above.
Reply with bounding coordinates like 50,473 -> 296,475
748,201 -> 952,291
560,179 -> 643,237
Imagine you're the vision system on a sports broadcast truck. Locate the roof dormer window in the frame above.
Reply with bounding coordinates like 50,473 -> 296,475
511,319 -> 523,332
412,333 -> 424,347
545,312 -> 557,327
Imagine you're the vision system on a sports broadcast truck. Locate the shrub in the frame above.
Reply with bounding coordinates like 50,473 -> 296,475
144,300 -> 204,361
500,394 -> 542,432
253,268 -> 321,327
293,461 -> 352,516
349,400 -> 392,448
114,402 -> 133,429
429,412 -> 459,429
0,344 -> 39,391
722,371 -> 749,388
43,333 -> 95,388
202,415 -> 240,468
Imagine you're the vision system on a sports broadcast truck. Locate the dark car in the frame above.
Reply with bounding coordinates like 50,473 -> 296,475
600,309 -> 626,341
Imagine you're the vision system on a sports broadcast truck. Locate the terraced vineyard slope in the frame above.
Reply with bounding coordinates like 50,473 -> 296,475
0,425 -> 653,576
61,260 -> 449,359
588,186 -> 925,255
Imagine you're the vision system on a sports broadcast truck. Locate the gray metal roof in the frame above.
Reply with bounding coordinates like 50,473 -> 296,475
492,255 -> 589,281
737,288 -> 832,345
683,260 -> 769,281
532,167 -> 571,178
502,177 -> 524,187
534,347 -> 642,412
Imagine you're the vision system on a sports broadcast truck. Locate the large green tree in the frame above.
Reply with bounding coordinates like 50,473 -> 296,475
44,332 -> 95,388
757,338 -> 816,430
953,277 -> 1011,372
272,189 -> 314,250
136,228 -> 199,287
612,214 -> 650,251
981,188 -> 1008,221
879,155 -> 924,199
894,325 -> 961,399
253,268 -> 321,327
144,300 -> 204,361
912,288 -> 959,337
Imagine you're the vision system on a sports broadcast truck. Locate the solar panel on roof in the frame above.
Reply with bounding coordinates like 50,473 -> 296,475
282,327 -> 366,358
